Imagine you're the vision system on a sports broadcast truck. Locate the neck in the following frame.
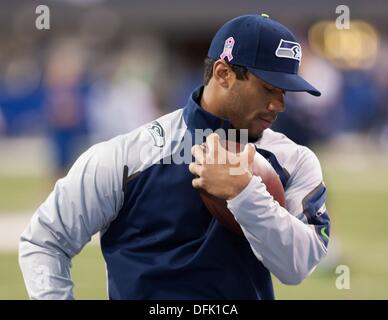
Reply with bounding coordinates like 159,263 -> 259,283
200,84 -> 228,119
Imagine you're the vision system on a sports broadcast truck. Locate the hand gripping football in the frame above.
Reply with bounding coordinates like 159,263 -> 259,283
199,141 -> 286,236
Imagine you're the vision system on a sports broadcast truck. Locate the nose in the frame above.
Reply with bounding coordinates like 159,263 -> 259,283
267,93 -> 285,114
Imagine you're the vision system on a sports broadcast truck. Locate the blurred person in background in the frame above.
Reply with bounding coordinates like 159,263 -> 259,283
371,39 -> 388,150
0,106 -> 6,134
341,69 -> 379,133
43,39 -> 89,179
86,36 -> 164,143
0,48 -> 44,136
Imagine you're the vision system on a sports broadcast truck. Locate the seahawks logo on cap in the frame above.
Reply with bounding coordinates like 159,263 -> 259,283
275,39 -> 302,63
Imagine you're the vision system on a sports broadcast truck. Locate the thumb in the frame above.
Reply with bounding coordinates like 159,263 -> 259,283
243,143 -> 255,163
242,143 -> 255,172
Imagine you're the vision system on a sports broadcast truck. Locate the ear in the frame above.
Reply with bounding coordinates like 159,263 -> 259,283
212,59 -> 236,89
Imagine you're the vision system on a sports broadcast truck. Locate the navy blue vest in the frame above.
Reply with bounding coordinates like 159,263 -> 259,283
101,87 -> 275,299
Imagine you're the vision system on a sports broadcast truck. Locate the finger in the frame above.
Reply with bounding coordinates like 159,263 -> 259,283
192,177 -> 204,189
188,162 -> 203,177
206,133 -> 220,162
191,144 -> 206,164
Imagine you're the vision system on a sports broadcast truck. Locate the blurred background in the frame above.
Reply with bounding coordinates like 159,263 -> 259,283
0,0 -> 387,299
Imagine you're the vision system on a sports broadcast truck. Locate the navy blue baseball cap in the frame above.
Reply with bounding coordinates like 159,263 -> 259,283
208,14 -> 321,96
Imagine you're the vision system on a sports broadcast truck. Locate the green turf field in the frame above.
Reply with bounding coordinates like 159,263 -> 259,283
1,150 -> 387,299
0,176 -> 53,213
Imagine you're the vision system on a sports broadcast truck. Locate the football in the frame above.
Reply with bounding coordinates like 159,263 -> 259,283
199,141 -> 286,236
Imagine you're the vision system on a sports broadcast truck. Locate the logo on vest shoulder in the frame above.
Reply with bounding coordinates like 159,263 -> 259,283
316,203 -> 327,218
275,39 -> 302,62
146,121 -> 165,147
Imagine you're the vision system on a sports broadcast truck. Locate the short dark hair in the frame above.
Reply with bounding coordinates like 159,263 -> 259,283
203,57 -> 249,85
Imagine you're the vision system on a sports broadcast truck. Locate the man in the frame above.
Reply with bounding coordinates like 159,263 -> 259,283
19,14 -> 330,299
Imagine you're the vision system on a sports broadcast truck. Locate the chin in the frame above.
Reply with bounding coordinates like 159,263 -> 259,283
248,131 -> 263,142
230,126 -> 263,143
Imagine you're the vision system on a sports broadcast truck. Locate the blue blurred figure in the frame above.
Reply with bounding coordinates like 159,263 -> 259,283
43,40 -> 89,178
342,70 -> 379,133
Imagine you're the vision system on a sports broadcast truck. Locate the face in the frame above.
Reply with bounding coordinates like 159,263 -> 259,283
220,65 -> 286,141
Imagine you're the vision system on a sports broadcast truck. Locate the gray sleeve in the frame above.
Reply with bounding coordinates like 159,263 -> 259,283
18,139 -> 125,299
227,150 -> 329,285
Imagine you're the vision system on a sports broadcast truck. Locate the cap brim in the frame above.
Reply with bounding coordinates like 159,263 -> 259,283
247,67 -> 321,97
